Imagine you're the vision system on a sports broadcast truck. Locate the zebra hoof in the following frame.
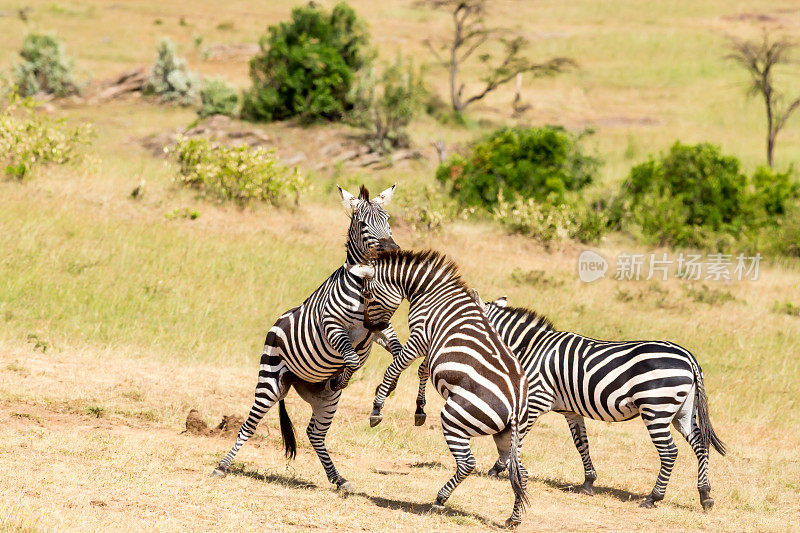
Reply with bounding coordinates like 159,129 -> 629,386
430,503 -> 446,513
701,497 -> 714,511
577,482 -> 594,496
487,466 -> 505,477
414,413 -> 426,426
337,481 -> 353,494
210,468 -> 227,478
639,498 -> 656,509
369,414 -> 383,427
504,518 -> 521,529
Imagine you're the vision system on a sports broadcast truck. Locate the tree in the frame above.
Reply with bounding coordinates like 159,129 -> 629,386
728,32 -> 800,167
419,0 -> 573,114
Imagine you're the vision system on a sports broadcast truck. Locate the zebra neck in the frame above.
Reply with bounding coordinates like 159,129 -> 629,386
345,243 -> 367,266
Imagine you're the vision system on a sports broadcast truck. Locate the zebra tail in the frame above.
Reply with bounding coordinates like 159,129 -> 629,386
278,399 -> 297,460
694,363 -> 726,457
508,397 -> 529,509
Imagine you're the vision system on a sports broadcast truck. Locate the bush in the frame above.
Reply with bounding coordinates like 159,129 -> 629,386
143,39 -> 200,105
348,58 -> 427,153
394,183 -> 457,233
174,137 -> 306,206
241,2 -> 371,122
198,79 -> 238,118
492,192 -> 607,244
13,33 -> 78,97
0,92 -> 91,180
436,126 -> 599,209
612,142 -> 800,249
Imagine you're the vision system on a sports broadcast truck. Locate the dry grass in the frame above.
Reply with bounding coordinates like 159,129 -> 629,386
1,1 -> 800,531
0,343 -> 798,532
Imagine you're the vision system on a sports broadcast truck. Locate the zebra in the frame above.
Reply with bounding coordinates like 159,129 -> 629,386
349,250 -> 531,527
212,184 -> 403,493
414,293 -> 726,511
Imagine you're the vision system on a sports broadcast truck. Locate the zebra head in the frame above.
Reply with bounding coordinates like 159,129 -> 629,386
338,184 -> 399,264
482,296 -> 508,320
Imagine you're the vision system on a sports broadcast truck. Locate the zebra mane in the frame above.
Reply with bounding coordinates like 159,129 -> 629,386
359,185 -> 370,200
494,303 -> 555,332
373,249 -> 471,294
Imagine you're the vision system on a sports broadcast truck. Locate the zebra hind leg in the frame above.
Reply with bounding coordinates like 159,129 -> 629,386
672,389 -> 714,511
414,359 -> 429,426
433,410 -> 476,510
564,413 -> 597,495
213,355 -> 289,477
640,411 -> 679,508
293,381 -> 351,492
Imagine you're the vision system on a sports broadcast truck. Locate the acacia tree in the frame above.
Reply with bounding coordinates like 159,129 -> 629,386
420,0 -> 573,114
728,32 -> 800,167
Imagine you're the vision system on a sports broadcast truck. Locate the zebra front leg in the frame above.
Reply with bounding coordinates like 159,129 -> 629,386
414,359 -> 429,426
323,320 -> 360,391
640,413 -> 679,508
213,354 -> 289,477
293,381 -> 352,492
370,340 -> 424,427
564,413 -> 597,495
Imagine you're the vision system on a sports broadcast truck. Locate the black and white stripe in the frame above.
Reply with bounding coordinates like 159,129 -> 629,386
213,185 -> 403,491
417,295 -> 726,510
351,250 -> 530,527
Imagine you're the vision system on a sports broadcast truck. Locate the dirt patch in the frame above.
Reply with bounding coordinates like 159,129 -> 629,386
183,409 -> 245,438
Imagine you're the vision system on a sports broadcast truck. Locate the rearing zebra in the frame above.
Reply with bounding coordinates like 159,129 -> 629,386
212,185 -> 403,492
350,250 -> 531,527
416,294 -> 726,510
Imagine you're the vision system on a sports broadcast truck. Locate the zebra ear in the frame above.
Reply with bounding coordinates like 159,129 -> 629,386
372,183 -> 396,206
338,185 -> 359,212
349,264 -> 375,279
494,296 -> 508,307
468,288 -> 485,309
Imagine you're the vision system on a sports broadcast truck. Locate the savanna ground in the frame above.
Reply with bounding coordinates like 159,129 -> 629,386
1,0 -> 800,531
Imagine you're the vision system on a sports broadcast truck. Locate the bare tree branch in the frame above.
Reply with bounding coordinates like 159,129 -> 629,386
728,31 -> 800,167
417,0 -> 574,113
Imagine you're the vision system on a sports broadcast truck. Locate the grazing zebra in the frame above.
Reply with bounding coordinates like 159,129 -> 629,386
415,294 -> 726,510
350,250 -> 531,527
212,185 -> 403,492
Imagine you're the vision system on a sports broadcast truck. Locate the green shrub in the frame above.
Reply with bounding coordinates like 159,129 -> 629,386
143,39 -> 200,105
492,192 -> 607,244
174,137 -> 306,206
0,92 -> 91,180
240,2 -> 371,122
612,142 -> 800,250
198,78 -> 238,118
348,57 -> 427,153
394,183 -> 457,233
772,301 -> 800,317
436,126 -> 599,210
13,33 -> 78,97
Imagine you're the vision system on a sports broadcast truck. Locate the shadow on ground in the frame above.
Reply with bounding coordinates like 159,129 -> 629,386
229,466 -> 499,527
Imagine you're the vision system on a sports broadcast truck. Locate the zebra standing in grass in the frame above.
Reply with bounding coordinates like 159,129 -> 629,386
349,250 -> 531,527
415,294 -> 726,510
212,185 -> 403,492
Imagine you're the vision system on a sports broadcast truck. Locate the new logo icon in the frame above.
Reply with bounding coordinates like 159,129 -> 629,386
578,250 -> 608,283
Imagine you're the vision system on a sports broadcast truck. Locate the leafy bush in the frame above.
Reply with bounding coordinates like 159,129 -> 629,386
492,192 -> 607,244
394,183 -> 457,233
13,33 -> 78,97
174,137 -> 306,206
143,39 -> 200,105
436,126 -> 599,209
198,79 -> 238,118
241,2 -> 371,122
611,142 -> 800,249
0,92 -> 91,180
348,58 -> 427,153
